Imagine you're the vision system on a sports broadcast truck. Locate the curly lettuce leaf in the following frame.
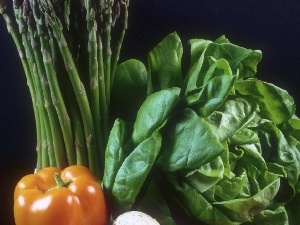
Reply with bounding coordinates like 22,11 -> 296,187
235,79 -> 296,124
205,96 -> 259,142
185,36 -> 262,95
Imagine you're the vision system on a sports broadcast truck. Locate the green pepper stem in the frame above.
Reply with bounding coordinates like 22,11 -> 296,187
54,172 -> 72,188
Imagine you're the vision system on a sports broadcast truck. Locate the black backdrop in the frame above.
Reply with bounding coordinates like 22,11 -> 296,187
0,0 -> 300,224
1,0 -> 300,165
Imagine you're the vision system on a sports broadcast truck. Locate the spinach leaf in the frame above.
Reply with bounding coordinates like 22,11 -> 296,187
132,87 -> 180,144
111,59 -> 147,121
112,130 -> 162,211
138,179 -> 176,225
158,108 -> 224,172
103,119 -> 129,192
148,32 -> 183,93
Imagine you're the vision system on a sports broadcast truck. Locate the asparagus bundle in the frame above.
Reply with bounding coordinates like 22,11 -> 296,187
0,0 -> 129,179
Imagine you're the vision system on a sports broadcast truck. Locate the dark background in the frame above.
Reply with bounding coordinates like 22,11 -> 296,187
1,0 -> 299,224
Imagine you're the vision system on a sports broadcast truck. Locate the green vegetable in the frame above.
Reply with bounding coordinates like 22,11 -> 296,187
1,1 -> 299,224
112,129 -> 162,211
0,0 -> 130,178
103,33 -> 300,224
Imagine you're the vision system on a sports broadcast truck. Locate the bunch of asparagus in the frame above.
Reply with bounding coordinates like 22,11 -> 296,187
0,0 -> 129,179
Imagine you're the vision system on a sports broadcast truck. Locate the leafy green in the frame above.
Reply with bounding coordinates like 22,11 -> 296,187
213,178 -> 280,222
138,179 -> 177,225
111,59 -> 147,121
186,58 -> 238,117
205,96 -> 259,142
185,36 -> 262,95
112,130 -> 162,211
104,32 -> 299,224
235,79 -> 296,124
148,32 -> 183,93
256,121 -> 300,200
158,108 -> 224,172
246,206 -> 289,225
132,87 -> 180,144
103,119 -> 129,192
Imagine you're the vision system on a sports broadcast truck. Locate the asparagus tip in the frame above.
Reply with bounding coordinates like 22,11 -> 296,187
0,0 -> 6,14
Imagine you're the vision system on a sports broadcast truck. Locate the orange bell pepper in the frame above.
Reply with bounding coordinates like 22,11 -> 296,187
14,165 -> 108,225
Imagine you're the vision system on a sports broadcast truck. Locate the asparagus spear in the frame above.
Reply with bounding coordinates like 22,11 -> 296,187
1,0 -> 130,179
1,1 -> 40,157
38,0 -> 100,177
111,0 -> 129,86
84,0 -> 104,165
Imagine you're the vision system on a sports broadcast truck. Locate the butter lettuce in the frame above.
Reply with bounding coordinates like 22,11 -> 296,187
104,33 -> 300,224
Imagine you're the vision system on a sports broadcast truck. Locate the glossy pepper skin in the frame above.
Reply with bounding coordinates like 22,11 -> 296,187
14,165 -> 108,225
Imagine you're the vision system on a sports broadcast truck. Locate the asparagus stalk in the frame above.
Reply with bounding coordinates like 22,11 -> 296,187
84,1 -> 105,164
26,0 -> 74,168
15,1 -> 56,168
38,0 -> 100,177
103,0 -> 113,120
1,0 -> 130,178
111,0 -> 129,86
97,36 -> 108,168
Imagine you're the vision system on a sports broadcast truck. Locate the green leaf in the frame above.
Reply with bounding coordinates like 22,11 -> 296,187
167,174 -> 240,225
111,59 -> 147,121
237,143 -> 267,174
286,193 -> 300,225
213,178 -> 280,222
245,206 -> 289,225
148,32 -> 183,93
235,79 -> 296,124
132,87 -> 180,144
281,115 -> 300,141
229,128 -> 260,145
258,121 -> 300,196
138,179 -> 176,225
185,36 -> 262,95
214,169 -> 249,201
184,38 -> 212,93
236,145 -> 281,195
103,119 -> 129,192
204,39 -> 262,80
112,130 -> 162,211
159,108 -> 224,172
185,58 -> 238,117
266,162 -> 287,178
185,156 -> 224,193
205,96 -> 259,142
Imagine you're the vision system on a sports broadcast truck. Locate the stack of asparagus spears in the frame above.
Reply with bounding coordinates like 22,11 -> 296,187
0,0 -> 129,179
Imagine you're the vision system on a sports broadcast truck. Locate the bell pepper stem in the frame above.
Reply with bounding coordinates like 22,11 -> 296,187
54,172 -> 72,188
